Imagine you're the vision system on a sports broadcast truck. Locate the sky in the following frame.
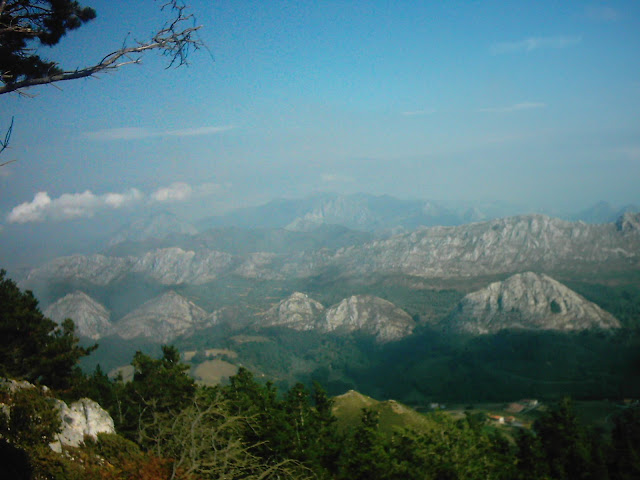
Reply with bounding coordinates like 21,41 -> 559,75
1,1 -> 640,268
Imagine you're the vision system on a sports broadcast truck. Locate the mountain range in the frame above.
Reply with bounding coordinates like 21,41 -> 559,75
23,213 -> 640,293
20,196 -> 639,404
37,271 -> 621,346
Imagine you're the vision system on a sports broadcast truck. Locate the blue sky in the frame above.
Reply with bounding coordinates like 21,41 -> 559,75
1,0 -> 640,231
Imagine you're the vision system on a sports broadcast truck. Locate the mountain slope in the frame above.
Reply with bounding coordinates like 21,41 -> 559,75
262,292 -> 325,330
332,390 -> 435,434
321,295 -> 415,342
448,272 -> 621,334
261,293 -> 414,342
114,291 -> 214,343
44,291 -> 112,340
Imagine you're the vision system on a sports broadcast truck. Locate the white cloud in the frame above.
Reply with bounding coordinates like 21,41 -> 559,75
478,102 -> 547,113
7,188 -> 143,224
491,35 -> 581,54
84,125 -> 234,141
150,182 -> 193,202
7,191 -> 52,223
401,109 -> 436,117
7,181 -> 225,224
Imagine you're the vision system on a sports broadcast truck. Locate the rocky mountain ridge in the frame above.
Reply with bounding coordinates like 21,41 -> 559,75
302,213 -> 640,279
200,193 -> 503,233
449,272 -> 621,334
263,293 -> 415,342
23,214 -> 640,291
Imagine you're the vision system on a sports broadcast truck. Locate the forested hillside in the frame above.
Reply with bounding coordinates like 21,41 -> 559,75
2,271 -> 640,479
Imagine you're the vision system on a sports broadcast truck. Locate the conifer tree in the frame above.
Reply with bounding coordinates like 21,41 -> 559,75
0,270 -> 94,389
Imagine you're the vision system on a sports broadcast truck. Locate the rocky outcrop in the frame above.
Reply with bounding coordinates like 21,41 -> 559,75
448,272 -> 621,334
44,291 -> 112,340
263,292 -> 325,330
50,398 -> 115,452
321,295 -> 415,342
114,291 -> 214,343
0,379 -> 115,452
616,212 -> 640,234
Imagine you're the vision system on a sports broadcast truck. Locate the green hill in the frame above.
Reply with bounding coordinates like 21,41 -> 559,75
332,389 -> 436,435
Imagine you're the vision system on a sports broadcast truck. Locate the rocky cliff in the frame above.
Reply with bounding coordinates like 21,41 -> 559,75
44,291 -> 112,340
321,295 -> 415,342
448,272 -> 621,334
114,291 -> 214,343
262,293 -> 414,342
263,292 -> 325,330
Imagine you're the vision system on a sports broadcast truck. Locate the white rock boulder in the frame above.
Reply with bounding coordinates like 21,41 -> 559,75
50,398 -> 115,451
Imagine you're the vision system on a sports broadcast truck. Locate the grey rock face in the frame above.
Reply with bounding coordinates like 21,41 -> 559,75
23,253 -> 130,286
0,379 -> 114,452
449,272 -> 621,334
263,292 -> 325,330
311,214 -> 640,279
22,214 -> 640,290
322,295 -> 415,342
22,247 -> 236,287
44,291 -> 112,340
261,293 -> 414,342
114,291 -> 214,343
51,398 -> 115,451
616,212 -> 640,233
131,247 -> 236,285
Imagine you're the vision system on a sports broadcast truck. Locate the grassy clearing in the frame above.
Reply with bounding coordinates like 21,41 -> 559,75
193,359 -> 239,385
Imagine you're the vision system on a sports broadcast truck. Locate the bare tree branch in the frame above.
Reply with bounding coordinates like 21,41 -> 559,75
0,0 -> 205,95
0,116 -> 13,155
138,389 -> 313,480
